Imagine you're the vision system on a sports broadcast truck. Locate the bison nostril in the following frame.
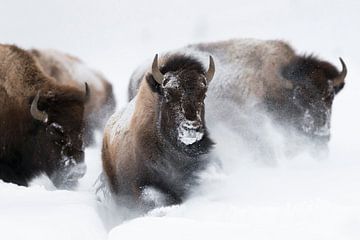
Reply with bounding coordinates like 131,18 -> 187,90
185,114 -> 197,121
182,120 -> 202,131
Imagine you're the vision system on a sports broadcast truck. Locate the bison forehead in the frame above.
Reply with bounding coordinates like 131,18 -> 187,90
163,74 -> 180,89
163,74 -> 206,96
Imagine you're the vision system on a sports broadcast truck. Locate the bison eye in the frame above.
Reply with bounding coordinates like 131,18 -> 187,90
164,90 -> 180,103
55,138 -> 66,146
48,122 -> 64,136
164,92 -> 171,102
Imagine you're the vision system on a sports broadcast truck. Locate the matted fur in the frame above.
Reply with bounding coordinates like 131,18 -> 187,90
0,44 -> 88,187
30,49 -> 116,145
102,55 -> 213,207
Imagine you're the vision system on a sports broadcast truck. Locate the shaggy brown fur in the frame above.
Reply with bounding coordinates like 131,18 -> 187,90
102,55 -> 213,207
0,44 -> 88,187
30,49 -> 116,145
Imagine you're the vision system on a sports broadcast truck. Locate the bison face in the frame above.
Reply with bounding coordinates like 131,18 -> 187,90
160,71 -> 208,146
43,120 -> 86,188
290,82 -> 335,142
29,85 -> 89,188
280,57 -> 347,145
147,55 -> 215,150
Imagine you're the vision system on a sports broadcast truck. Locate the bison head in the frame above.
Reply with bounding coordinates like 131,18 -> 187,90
147,54 -> 215,152
28,83 -> 90,188
279,56 -> 347,145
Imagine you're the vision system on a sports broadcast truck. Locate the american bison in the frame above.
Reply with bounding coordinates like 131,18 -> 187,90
102,54 -> 215,207
30,49 -> 116,145
128,39 -> 347,152
0,44 -> 89,188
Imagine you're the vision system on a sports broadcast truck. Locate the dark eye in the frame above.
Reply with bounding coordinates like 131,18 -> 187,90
165,92 -> 172,102
164,89 -> 180,102
48,123 -> 64,136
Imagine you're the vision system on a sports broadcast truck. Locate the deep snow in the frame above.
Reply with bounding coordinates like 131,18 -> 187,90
1,0 -> 359,239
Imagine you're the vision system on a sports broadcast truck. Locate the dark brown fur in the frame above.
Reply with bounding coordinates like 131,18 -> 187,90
0,44 -> 88,188
30,49 -> 116,146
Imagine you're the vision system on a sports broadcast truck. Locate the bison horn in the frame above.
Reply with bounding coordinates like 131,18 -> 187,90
333,57 -> 347,86
30,91 -> 48,123
84,82 -> 90,102
152,54 -> 164,84
205,56 -> 215,83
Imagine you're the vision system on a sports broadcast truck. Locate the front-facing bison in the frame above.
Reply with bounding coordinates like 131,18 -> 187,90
102,54 -> 215,208
0,44 -> 89,188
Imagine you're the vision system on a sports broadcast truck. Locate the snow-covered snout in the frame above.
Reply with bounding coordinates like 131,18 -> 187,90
178,113 -> 204,145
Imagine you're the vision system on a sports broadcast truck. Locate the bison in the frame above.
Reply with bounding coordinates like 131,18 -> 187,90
29,49 -> 116,145
128,39 -> 347,155
102,54 -> 215,207
0,44 -> 89,188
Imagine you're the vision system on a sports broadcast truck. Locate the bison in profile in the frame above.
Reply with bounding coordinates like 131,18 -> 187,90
30,49 -> 116,145
128,39 -> 347,155
0,44 -> 89,188
102,54 -> 215,207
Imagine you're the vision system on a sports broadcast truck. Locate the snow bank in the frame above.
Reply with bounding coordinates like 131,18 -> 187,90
0,182 -> 106,240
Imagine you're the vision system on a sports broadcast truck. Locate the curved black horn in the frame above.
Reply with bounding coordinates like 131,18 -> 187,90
334,58 -> 347,86
205,56 -> 215,82
30,91 -> 48,123
151,54 -> 164,84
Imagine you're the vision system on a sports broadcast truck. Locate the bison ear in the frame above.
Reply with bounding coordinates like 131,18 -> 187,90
146,73 -> 163,95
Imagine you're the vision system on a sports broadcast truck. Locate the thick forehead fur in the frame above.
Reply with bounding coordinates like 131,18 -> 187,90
158,54 -> 207,91
159,54 -> 206,74
282,55 -> 340,86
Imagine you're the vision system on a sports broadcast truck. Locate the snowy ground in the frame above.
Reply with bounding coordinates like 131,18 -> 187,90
1,0 -> 359,239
